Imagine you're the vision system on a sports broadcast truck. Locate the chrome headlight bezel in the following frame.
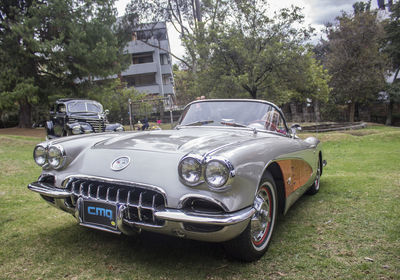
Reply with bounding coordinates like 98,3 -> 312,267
178,155 -> 203,186
204,157 -> 235,191
47,144 -> 66,169
33,145 -> 48,167
71,125 -> 82,135
178,154 -> 235,191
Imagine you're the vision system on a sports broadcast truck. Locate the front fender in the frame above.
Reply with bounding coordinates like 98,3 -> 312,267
105,123 -> 124,132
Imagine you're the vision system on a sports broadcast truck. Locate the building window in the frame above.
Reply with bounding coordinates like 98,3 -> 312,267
160,53 -> 169,65
124,73 -> 156,87
162,74 -> 172,85
132,52 -> 153,64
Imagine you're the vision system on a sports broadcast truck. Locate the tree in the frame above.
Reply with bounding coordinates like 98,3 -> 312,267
125,0 -> 330,107
383,1 -> 400,125
324,1 -> 388,122
87,79 -> 150,124
0,0 -> 130,127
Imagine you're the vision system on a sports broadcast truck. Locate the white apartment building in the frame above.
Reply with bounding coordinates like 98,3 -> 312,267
120,22 -> 175,98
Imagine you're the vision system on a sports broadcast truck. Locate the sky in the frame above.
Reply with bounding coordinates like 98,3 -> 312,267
115,0 -> 380,62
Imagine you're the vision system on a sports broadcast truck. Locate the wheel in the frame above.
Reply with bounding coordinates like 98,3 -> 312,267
306,159 -> 321,195
224,172 -> 278,262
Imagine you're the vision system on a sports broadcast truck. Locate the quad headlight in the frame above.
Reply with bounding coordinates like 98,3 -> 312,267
178,156 -> 202,186
47,145 -> 65,169
204,160 -> 230,189
178,155 -> 235,190
33,145 -> 47,166
33,144 -> 66,169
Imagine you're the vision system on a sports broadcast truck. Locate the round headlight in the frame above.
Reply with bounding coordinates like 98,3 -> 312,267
178,157 -> 202,185
47,145 -> 65,169
33,145 -> 47,166
205,160 -> 230,189
72,125 -> 82,135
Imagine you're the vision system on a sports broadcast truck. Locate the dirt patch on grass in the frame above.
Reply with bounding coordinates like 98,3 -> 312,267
342,130 -> 380,137
0,127 -> 45,138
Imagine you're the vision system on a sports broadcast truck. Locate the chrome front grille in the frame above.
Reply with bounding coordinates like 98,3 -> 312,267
68,118 -> 105,133
65,178 -> 166,226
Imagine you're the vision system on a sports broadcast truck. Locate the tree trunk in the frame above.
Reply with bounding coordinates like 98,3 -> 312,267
386,68 -> 399,126
289,102 -> 299,122
314,100 -> 321,122
302,103 -> 308,122
385,101 -> 393,126
349,102 -> 355,123
18,97 -> 32,128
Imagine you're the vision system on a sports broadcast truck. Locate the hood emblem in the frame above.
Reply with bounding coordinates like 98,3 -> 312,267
111,156 -> 131,171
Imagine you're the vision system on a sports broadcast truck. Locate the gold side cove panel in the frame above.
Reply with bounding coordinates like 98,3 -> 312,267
277,159 -> 313,197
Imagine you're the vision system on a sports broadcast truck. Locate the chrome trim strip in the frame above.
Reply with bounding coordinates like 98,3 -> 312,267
28,182 -> 71,198
154,206 -> 255,226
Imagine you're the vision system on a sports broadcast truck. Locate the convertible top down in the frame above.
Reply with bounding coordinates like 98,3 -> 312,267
28,99 -> 325,261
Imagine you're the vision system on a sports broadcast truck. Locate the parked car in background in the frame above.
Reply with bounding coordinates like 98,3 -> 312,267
29,99 -> 325,261
45,99 -> 124,139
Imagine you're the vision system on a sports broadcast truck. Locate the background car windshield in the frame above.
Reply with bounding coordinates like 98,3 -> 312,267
68,101 -> 102,113
179,101 -> 287,133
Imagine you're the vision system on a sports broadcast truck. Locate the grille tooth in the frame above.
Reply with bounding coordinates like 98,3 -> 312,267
138,192 -> 143,221
152,195 -> 156,223
106,187 -> 110,201
66,178 -> 165,226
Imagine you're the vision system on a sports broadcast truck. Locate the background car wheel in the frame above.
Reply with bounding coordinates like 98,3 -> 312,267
223,172 -> 277,262
306,159 -> 321,195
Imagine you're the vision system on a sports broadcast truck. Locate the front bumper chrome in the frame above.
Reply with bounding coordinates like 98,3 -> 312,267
28,181 -> 253,242
155,208 -> 255,226
28,182 -> 70,198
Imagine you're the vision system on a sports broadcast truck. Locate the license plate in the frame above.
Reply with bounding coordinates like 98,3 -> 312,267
82,200 -> 117,230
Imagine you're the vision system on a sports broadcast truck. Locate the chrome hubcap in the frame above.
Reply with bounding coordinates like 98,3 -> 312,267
315,162 -> 321,190
251,188 -> 271,245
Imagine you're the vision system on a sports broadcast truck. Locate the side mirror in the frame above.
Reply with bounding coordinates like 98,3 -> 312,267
290,124 -> 302,139
104,109 -> 110,115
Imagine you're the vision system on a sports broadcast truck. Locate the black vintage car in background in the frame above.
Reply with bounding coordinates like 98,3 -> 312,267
46,99 -> 124,139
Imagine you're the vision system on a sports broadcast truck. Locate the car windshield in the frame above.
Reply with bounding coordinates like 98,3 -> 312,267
179,100 -> 287,134
67,101 -> 103,113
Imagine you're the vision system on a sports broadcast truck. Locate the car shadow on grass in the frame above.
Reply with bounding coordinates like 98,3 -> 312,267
29,192 -> 319,278
33,220 -> 243,278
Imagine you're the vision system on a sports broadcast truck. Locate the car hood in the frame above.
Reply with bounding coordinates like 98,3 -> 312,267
93,127 -> 277,155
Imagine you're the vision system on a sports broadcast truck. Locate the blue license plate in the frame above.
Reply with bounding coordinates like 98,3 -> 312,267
82,200 -> 117,230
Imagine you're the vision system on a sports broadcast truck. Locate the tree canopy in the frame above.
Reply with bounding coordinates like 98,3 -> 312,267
0,0 -> 131,127
323,1 -> 388,122
383,1 -> 400,125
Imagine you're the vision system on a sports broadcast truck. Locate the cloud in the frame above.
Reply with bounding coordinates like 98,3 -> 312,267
304,0 -> 358,25
303,0 -> 379,25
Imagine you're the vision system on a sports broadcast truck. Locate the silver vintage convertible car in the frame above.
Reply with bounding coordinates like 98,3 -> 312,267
28,99 -> 325,261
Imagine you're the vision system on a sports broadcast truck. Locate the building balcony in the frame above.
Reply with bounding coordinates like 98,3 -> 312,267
135,84 -> 161,94
122,63 -> 158,76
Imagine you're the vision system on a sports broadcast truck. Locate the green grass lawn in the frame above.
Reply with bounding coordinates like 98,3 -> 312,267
0,126 -> 399,279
